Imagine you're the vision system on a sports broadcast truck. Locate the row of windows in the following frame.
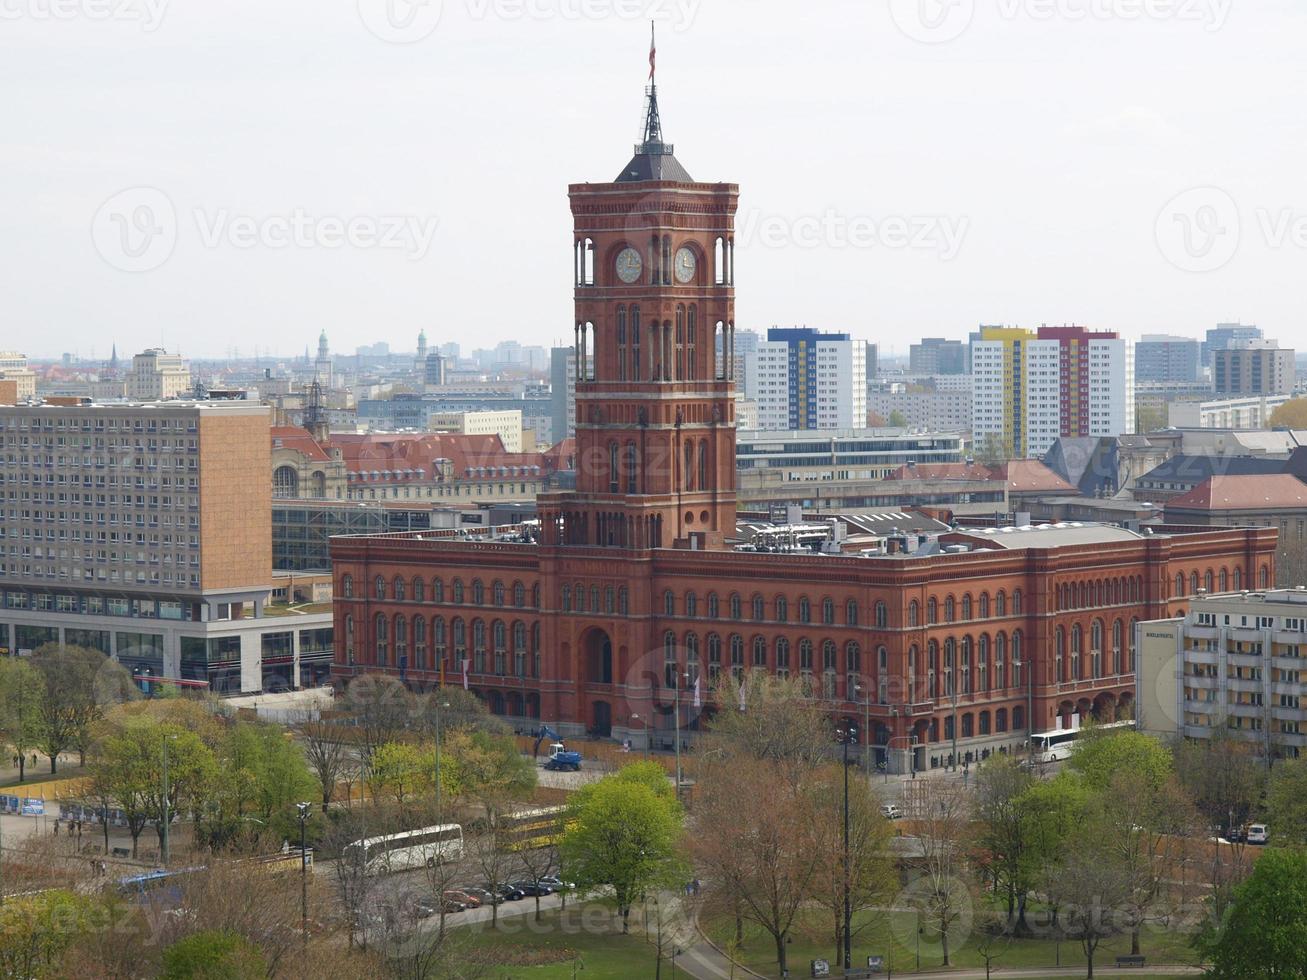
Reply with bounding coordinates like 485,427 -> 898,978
344,613 -> 541,677
342,574 -> 540,609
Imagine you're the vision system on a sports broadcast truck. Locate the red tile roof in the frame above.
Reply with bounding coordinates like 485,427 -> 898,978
270,426 -> 331,462
883,460 -> 1076,493
1167,474 -> 1307,511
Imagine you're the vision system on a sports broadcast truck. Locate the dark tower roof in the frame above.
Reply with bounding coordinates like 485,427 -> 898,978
615,84 -> 693,183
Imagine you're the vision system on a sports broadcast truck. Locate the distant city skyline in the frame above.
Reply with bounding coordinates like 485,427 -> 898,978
6,2 -> 1307,359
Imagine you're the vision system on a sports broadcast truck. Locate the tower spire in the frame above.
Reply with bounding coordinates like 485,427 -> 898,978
642,21 -> 663,148
614,24 -> 691,182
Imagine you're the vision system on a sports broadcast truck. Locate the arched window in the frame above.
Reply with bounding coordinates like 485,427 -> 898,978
561,585 -> 572,613
686,591 -> 698,617
927,598 -> 938,625
472,619 -> 487,672
1261,565 -> 1271,589
960,636 -> 972,694
995,591 -> 1006,617
729,593 -> 742,620
413,577 -> 425,603
822,597 -> 835,626
686,633 -> 701,684
1055,627 -> 1066,682
1071,625 -> 1083,679
619,588 -> 629,615
394,615 -> 408,665
394,576 -> 406,602
1091,620 -> 1103,678
708,633 -> 723,680
846,599 -> 858,626
730,635 -> 745,679
994,633 -> 1006,690
513,621 -> 527,677
978,593 -> 990,619
1013,591 -> 1023,615
493,581 -> 505,606
799,596 -> 812,623
345,614 -> 355,663
375,613 -> 388,665
908,600 -> 919,627
1012,631 -> 1023,686
799,639 -> 814,684
1234,567 -> 1243,591
1219,568 -> 1229,592
753,635 -> 767,668
945,596 -> 956,623
979,711 -> 991,736
707,592 -> 720,618
977,635 -> 989,693
626,442 -> 639,495
1175,572 -> 1185,598
433,578 -> 445,603
996,708 -> 1007,733
775,637 -> 790,677
605,587 -> 615,615
452,579 -> 464,604
472,579 -> 485,605
374,575 -> 385,601
961,595 -> 973,621
513,581 -> 526,607
927,640 -> 939,698
1190,571 -> 1200,595
875,601 -> 888,629
752,594 -> 765,620
821,640 -> 838,698
944,638 -> 956,696
433,616 -> 446,669
776,596 -> 789,622
664,631 -> 678,688
342,574 -> 353,599
664,590 -> 676,617
1113,620 -> 1124,675
272,466 -> 300,499
1013,704 -> 1025,731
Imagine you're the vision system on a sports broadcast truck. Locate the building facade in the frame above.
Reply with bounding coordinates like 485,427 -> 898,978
748,327 -> 867,430
127,349 -> 191,401
1202,323 -> 1261,367
1135,335 -> 1201,383
1138,589 -> 1307,759
1167,394 -> 1292,430
910,338 -> 966,376
331,77 -> 1278,770
1213,341 -> 1296,396
972,325 -> 1134,459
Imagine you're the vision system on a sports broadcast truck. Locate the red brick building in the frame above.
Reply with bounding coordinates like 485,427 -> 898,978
331,81 -> 1278,771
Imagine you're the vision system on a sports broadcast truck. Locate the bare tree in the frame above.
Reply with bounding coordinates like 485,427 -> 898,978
1046,828 -> 1133,980
909,780 -> 973,967
517,842 -> 560,922
299,721 -> 353,806
341,674 -> 415,763
467,829 -> 516,928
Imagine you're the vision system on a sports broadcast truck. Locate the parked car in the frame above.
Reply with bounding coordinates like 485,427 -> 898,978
443,889 -> 482,909
512,880 -> 555,897
1248,824 -> 1270,845
459,886 -> 500,906
409,899 -> 438,919
880,804 -> 904,820
494,884 -> 527,902
539,875 -> 574,892
440,897 -> 467,914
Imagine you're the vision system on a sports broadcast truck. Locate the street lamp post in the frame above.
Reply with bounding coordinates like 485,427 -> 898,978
296,802 -> 311,950
835,720 -> 857,972
855,681 -> 871,777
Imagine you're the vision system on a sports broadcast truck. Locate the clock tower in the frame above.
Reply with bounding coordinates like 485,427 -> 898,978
539,76 -> 739,551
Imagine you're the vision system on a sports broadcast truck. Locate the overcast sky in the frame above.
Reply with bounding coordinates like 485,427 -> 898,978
3,0 -> 1305,361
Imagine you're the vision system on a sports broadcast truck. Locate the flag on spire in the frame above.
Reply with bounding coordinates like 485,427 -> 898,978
648,21 -> 656,80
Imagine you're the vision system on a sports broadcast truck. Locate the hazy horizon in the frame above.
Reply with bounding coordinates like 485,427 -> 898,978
4,0 -> 1305,361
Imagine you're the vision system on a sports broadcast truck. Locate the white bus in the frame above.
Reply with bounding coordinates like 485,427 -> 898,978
1028,719 -> 1134,764
343,824 -> 464,875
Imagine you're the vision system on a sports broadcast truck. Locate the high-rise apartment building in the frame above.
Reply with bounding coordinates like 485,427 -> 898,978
1135,334 -> 1201,383
910,337 -> 966,375
0,401 -> 330,692
972,325 -> 1134,459
747,327 -> 866,430
127,348 -> 191,401
1212,340 -> 1295,396
549,346 -> 578,441
1202,323 -> 1262,367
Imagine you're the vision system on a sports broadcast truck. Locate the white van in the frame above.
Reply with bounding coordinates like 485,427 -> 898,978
1247,824 -> 1269,845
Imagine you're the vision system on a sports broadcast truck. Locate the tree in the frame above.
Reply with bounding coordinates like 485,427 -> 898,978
445,729 -> 536,824
974,432 -> 1010,465
707,673 -> 832,769
518,841 -> 561,922
299,721 -> 353,806
468,828 -> 515,928
0,657 -> 44,782
1173,730 -> 1265,837
28,643 -> 137,772
1266,756 -> 1307,846
1199,848 -> 1307,979
159,929 -> 267,980
1046,817 -> 1133,980
341,674 -> 414,761
909,780 -> 973,967
1268,397 -> 1307,430
1017,773 -> 1090,932
368,741 -> 434,812
691,752 -> 827,976
0,889 -> 93,980
561,764 -> 684,934
974,754 -> 1035,925
1068,728 -> 1172,794
888,409 -> 908,428
203,721 -> 317,847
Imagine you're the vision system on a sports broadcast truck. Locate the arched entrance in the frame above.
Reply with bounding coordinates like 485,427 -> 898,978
591,700 -> 612,737
583,628 -> 613,684
1092,691 -> 1117,721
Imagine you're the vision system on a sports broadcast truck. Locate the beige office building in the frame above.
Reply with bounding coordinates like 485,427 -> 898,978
127,348 -> 192,400
1138,588 -> 1307,759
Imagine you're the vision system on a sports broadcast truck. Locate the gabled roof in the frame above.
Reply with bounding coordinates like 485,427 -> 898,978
883,460 -> 1076,493
1167,474 -> 1307,511
270,426 -> 331,462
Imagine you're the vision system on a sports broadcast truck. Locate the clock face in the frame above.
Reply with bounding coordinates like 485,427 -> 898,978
674,247 -> 697,284
615,247 -> 643,284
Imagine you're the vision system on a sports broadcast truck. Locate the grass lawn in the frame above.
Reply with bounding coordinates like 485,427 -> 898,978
464,903 -> 664,979
706,905 -> 1202,979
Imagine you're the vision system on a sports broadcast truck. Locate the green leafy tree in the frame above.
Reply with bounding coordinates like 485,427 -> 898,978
561,764 -> 685,933
28,643 -> 137,772
446,729 -> 536,824
888,409 -> 908,427
368,740 -> 434,810
1068,728 -> 1172,793
1268,398 -> 1307,430
1018,773 -> 1090,931
1173,730 -> 1265,836
0,889 -> 93,979
1199,848 -> 1307,979
974,754 -> 1035,925
0,657 -> 45,782
1265,756 -> 1307,846
205,721 -> 316,845
160,929 -> 267,980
